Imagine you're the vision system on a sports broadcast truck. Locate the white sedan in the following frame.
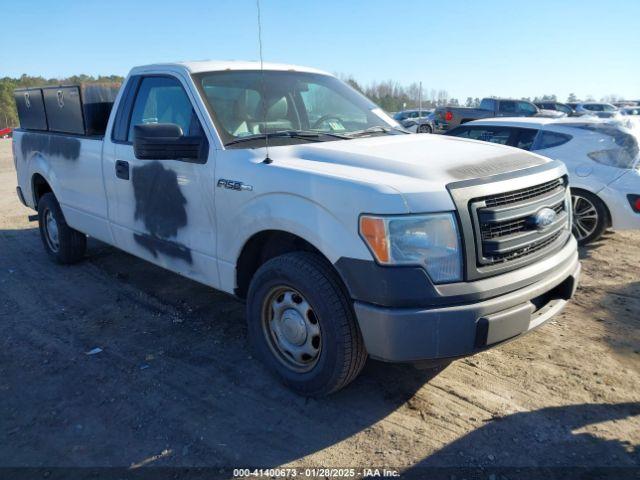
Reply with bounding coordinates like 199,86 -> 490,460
445,117 -> 640,244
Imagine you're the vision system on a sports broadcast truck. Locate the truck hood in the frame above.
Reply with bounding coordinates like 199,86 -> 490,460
270,133 -> 552,212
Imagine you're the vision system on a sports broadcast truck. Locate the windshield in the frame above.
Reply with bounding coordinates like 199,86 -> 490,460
193,70 -> 401,147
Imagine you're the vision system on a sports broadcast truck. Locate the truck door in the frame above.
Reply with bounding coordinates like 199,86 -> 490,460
102,74 -> 219,288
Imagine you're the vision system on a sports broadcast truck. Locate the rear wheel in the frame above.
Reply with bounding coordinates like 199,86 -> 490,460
37,193 -> 86,264
247,252 -> 367,396
571,189 -> 608,245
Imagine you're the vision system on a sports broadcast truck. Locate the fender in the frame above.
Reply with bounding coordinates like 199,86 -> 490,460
27,156 -> 62,210
217,192 -> 373,294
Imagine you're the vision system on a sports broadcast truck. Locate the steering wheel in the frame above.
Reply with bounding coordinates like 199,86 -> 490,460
312,115 -> 344,130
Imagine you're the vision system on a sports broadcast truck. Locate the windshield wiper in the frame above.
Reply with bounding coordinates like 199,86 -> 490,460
225,130 -> 350,147
345,125 -> 409,138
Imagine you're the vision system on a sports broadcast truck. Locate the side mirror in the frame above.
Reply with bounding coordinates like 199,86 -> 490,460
133,123 -> 208,162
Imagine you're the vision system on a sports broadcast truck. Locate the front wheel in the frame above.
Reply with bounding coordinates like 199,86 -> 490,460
246,252 -> 367,396
571,189 -> 608,245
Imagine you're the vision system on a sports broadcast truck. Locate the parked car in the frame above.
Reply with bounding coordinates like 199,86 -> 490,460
535,101 -> 575,116
393,109 -> 434,133
0,127 -> 12,138
621,106 -> 640,116
613,101 -> 639,108
445,117 -> 640,244
13,61 -> 580,395
573,102 -> 621,119
434,98 -> 564,132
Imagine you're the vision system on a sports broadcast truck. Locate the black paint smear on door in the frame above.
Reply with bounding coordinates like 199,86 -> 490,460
131,162 -> 192,264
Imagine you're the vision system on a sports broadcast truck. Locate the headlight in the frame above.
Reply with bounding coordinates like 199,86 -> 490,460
359,213 -> 463,283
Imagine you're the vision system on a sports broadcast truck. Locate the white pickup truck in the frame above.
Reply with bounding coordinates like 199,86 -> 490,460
12,61 -> 580,395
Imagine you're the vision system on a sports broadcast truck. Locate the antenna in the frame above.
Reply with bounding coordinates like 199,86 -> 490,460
256,0 -> 272,164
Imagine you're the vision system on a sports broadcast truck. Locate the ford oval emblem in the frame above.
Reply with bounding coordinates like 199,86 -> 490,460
532,207 -> 557,230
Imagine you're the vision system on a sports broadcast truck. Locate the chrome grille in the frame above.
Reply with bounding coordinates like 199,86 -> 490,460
480,203 -> 564,241
446,162 -> 571,281
483,231 -> 563,264
471,177 -> 570,267
483,178 -> 564,208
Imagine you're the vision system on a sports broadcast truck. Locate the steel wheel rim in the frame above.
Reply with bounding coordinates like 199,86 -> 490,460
261,286 -> 322,372
572,194 -> 598,241
44,209 -> 60,253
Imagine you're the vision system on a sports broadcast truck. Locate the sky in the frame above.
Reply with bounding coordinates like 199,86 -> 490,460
1,0 -> 639,102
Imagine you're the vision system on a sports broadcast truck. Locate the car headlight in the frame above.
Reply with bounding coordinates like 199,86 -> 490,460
359,213 -> 463,283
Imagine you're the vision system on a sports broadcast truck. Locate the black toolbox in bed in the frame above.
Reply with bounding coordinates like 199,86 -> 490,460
14,88 -> 48,131
14,83 -> 120,136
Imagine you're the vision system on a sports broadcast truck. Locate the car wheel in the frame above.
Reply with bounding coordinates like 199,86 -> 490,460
37,193 -> 87,264
571,189 -> 608,245
417,124 -> 432,134
247,252 -> 367,396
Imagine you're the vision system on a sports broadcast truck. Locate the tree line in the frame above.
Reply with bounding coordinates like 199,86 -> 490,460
0,73 -> 627,129
0,74 -> 124,129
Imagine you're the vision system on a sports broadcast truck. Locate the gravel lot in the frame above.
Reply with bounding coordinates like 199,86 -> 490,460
0,138 -> 638,476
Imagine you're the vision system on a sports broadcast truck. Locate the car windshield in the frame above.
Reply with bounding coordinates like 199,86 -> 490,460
193,70 -> 402,147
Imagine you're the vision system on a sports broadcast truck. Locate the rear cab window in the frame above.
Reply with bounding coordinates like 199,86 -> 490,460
498,101 -> 516,114
516,101 -> 537,115
480,98 -> 496,111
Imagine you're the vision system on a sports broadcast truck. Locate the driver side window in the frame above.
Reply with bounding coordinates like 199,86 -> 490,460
128,76 -> 202,142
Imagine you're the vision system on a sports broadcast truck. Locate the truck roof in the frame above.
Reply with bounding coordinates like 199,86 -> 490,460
130,60 -> 332,76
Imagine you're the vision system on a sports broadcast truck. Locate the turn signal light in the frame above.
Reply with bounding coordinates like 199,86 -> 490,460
359,216 -> 390,263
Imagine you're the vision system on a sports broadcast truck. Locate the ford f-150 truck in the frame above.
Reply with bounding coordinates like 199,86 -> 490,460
12,61 -> 580,396
435,98 -> 564,132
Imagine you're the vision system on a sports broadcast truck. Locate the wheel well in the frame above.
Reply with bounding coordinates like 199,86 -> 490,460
32,174 -> 52,207
570,187 -> 612,228
235,230 -> 325,298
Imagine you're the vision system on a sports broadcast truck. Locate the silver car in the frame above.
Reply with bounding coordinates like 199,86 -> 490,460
393,109 -> 435,133
574,102 -> 621,119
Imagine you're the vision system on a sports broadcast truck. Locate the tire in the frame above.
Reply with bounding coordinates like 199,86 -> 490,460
417,124 -> 432,134
37,193 -> 87,264
246,252 -> 368,396
571,189 -> 608,245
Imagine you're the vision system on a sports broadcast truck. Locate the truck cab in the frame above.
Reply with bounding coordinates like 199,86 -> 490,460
12,61 -> 580,395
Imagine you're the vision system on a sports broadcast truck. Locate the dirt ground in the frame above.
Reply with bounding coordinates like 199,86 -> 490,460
0,138 -> 638,477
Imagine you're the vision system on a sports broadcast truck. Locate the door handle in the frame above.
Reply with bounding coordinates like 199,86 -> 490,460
115,160 -> 129,180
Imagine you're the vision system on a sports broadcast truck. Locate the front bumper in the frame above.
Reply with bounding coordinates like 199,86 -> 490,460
353,238 -> 580,362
